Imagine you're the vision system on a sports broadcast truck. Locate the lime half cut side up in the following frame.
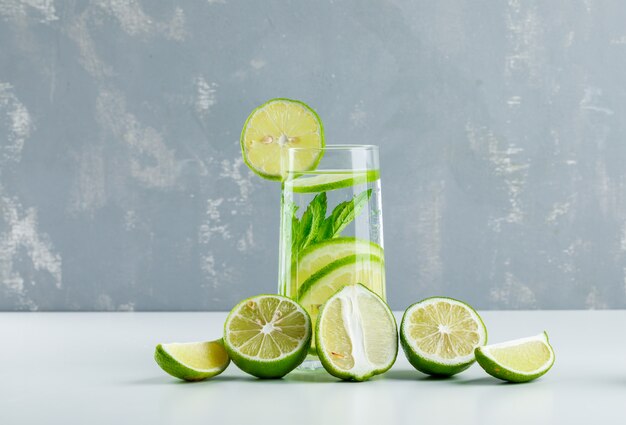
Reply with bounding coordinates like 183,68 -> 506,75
400,297 -> 487,376
286,169 -> 380,193
475,332 -> 555,383
240,98 -> 324,181
316,283 -> 398,381
223,294 -> 312,378
154,339 -> 230,381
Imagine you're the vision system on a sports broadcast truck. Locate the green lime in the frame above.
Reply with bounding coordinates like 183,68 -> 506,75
400,297 -> 487,376
154,339 -> 230,381
288,237 -> 384,299
285,170 -> 380,193
475,332 -> 555,383
240,98 -> 324,181
316,283 -> 398,381
223,294 -> 311,378
297,254 -> 385,352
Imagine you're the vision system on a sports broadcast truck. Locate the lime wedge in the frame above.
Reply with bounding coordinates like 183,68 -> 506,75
286,170 -> 380,193
240,98 -> 324,181
154,339 -> 230,381
475,332 -> 555,383
288,237 -> 384,299
400,297 -> 487,376
316,283 -> 398,381
223,294 -> 311,378
298,254 -> 385,352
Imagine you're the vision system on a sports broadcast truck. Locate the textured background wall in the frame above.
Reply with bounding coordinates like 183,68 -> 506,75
2,0 -> 626,311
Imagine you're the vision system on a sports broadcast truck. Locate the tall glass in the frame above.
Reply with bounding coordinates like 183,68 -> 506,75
278,145 -> 386,369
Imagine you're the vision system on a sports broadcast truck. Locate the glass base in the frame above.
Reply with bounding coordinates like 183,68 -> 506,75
297,354 -> 323,371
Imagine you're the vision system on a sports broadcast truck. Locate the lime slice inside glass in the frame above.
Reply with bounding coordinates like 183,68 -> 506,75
223,294 -> 311,378
475,332 -> 555,383
400,297 -> 487,376
285,169 -> 380,193
316,283 -> 398,381
154,339 -> 230,381
289,237 -> 384,300
240,98 -> 324,181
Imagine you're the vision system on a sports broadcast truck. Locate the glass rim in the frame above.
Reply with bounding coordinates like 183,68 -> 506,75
286,144 -> 378,152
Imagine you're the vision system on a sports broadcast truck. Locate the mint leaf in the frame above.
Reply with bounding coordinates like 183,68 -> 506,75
316,189 -> 372,241
293,192 -> 327,252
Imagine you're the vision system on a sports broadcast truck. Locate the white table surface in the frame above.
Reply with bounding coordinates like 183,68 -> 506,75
2,311 -> 625,425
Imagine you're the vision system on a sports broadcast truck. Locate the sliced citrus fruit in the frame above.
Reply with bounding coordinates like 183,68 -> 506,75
288,238 -> 384,299
223,294 -> 311,378
316,283 -> 397,381
400,297 -> 487,376
240,98 -> 324,181
297,254 -> 385,352
154,339 -> 230,381
298,254 -> 386,301
475,332 -> 555,383
285,169 -> 380,193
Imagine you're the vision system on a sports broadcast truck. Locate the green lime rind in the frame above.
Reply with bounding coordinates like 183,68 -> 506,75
154,339 -> 230,382
316,283 -> 398,382
400,340 -> 473,377
400,296 -> 487,377
223,294 -> 312,379
288,237 -> 385,296
286,169 -> 380,193
240,98 -> 325,182
474,332 -> 555,383
297,253 -> 384,300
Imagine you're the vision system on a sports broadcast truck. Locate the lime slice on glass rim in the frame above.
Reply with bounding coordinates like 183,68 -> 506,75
223,294 -> 311,378
316,283 -> 398,381
154,339 -> 230,381
475,332 -> 555,383
400,297 -> 487,376
240,98 -> 324,181
285,169 -> 380,193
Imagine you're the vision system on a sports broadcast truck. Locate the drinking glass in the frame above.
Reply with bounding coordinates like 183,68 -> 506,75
278,145 -> 386,369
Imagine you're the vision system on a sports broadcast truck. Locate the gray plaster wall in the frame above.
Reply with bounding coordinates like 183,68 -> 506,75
1,0 -> 626,311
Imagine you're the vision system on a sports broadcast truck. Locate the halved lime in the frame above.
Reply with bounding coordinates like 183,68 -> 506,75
316,283 -> 398,381
400,297 -> 487,376
288,238 -> 384,299
154,339 -> 230,381
223,294 -> 311,378
298,254 -> 385,353
240,98 -> 324,181
285,170 -> 380,193
475,332 -> 555,383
